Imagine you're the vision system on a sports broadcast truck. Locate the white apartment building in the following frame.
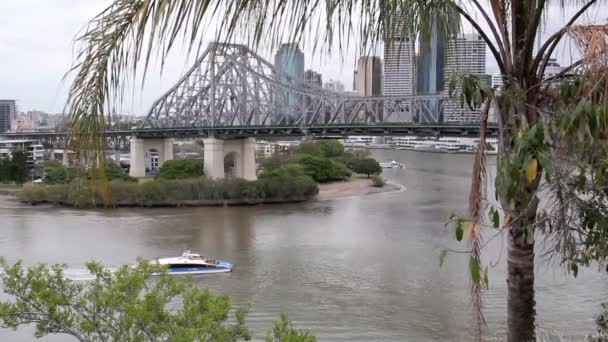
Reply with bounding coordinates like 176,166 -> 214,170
255,141 -> 294,159
384,36 -> 416,97
384,34 -> 416,122
443,34 -> 487,123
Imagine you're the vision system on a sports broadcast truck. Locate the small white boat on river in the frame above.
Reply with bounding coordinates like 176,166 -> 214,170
144,251 -> 233,275
380,160 -> 405,169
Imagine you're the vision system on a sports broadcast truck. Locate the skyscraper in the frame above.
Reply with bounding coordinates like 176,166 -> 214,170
416,18 -> 446,95
274,43 -> 305,83
355,56 -> 383,96
384,34 -> 415,97
384,29 -> 415,123
274,43 -> 305,121
0,100 -> 16,133
443,34 -> 487,123
415,16 -> 446,123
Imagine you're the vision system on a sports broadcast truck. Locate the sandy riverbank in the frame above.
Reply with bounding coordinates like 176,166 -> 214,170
317,178 -> 403,200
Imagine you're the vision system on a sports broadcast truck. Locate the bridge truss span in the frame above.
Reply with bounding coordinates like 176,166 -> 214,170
141,43 -> 448,130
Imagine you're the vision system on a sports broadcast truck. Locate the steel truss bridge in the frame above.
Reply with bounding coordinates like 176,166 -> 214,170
1,43 -> 497,148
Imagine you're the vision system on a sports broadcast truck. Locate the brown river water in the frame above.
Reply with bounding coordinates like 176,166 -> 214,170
0,149 -> 606,341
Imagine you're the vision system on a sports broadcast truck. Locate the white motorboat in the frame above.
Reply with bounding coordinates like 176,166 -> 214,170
380,160 -> 405,169
139,251 -> 233,275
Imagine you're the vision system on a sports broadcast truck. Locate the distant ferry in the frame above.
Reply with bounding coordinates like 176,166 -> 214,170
380,160 -> 405,168
393,137 -> 498,155
134,251 -> 233,275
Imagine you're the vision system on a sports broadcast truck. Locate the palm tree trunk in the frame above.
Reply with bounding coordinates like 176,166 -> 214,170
507,219 -> 536,342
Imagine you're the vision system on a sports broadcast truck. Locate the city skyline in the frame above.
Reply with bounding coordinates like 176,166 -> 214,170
0,1 -> 595,114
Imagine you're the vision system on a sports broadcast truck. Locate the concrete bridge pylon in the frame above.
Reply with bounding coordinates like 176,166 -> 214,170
128,136 -> 256,180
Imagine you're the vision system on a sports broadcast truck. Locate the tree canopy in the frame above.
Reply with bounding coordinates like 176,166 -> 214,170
158,158 -> 204,180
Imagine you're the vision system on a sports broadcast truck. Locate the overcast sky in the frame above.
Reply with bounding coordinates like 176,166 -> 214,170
0,1 -> 605,115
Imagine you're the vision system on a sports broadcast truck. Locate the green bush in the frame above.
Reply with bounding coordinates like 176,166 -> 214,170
293,140 -> 344,158
158,158 -> 204,180
371,175 -> 386,187
299,156 -> 351,182
42,160 -> 68,184
349,158 -> 382,177
259,164 -> 319,199
104,161 -> 137,182
19,170 -> 318,208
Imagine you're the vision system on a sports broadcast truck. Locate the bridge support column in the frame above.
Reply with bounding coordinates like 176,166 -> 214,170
203,137 -> 257,180
203,138 -> 225,179
241,138 -> 257,181
129,137 -> 174,178
129,138 -> 146,178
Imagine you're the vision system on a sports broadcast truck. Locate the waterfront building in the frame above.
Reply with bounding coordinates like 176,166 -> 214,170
0,139 -> 45,167
443,34 -> 487,123
255,140 -> 297,159
0,100 -> 17,133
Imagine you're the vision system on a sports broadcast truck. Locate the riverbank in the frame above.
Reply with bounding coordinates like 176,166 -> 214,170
317,177 -> 402,200
5,177 -> 400,208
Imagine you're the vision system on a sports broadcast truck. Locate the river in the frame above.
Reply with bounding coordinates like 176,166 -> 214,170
0,149 -> 606,341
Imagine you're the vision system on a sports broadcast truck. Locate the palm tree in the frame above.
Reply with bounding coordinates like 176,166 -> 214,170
66,1 -> 607,341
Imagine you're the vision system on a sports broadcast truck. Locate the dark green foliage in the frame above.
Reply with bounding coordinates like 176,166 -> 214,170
42,160 -> 68,184
158,158 -> 204,180
370,174 -> 385,187
19,169 -> 318,208
298,156 -> 351,182
0,259 -> 251,341
0,158 -> 10,182
350,158 -> 382,177
266,313 -> 317,342
0,150 -> 29,184
293,140 -> 344,158
104,160 -> 137,182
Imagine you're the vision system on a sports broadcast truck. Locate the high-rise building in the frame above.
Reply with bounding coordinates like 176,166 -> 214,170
355,56 -> 383,96
274,43 -> 305,82
0,100 -> 17,133
304,69 -> 322,87
274,43 -> 305,121
384,34 -> 415,97
324,80 -> 345,93
443,34 -> 487,123
384,28 -> 416,123
416,18 -> 446,95
415,16 -> 446,123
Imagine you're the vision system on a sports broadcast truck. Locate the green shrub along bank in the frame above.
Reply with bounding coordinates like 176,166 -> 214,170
261,140 -> 381,182
299,156 -> 351,182
0,149 -> 28,184
157,158 -> 204,179
19,166 -> 318,208
41,160 -> 137,184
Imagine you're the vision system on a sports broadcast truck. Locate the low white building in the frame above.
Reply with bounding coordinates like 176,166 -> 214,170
0,139 -> 45,166
255,140 -> 295,159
